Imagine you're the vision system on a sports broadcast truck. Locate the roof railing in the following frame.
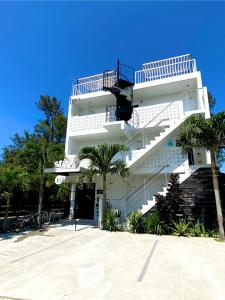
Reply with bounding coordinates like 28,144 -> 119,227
72,55 -> 197,96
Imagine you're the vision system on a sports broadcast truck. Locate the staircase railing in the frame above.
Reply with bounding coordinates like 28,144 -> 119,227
109,151 -> 189,217
124,88 -> 204,152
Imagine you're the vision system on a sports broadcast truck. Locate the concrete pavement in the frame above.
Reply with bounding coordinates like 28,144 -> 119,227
0,224 -> 225,300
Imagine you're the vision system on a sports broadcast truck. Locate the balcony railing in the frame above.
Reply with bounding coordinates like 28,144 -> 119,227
135,54 -> 197,84
69,108 -> 139,134
71,54 -> 197,96
68,89 -> 203,135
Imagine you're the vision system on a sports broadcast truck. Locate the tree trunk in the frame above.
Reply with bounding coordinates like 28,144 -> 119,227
37,173 -> 44,229
102,174 -> 107,217
3,197 -> 10,233
210,151 -> 225,240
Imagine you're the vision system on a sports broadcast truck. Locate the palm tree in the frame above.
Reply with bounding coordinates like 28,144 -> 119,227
177,112 -> 225,240
0,167 -> 29,232
77,144 -> 129,218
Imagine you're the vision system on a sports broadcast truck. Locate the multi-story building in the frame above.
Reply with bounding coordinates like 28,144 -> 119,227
46,54 -> 211,223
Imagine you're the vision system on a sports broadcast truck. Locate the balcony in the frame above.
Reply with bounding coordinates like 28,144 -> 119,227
68,88 -> 205,137
72,54 -> 197,97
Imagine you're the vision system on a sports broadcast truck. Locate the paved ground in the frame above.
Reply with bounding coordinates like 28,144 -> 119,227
0,223 -> 225,300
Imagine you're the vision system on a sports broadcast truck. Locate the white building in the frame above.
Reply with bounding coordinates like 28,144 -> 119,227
46,54 -> 211,223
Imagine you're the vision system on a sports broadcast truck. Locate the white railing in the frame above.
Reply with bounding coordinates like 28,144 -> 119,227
136,101 -> 181,127
137,147 -> 187,169
72,71 -> 116,96
69,109 -> 140,134
68,89 -> 203,135
69,113 -> 106,133
135,54 -> 197,84
72,55 -> 197,96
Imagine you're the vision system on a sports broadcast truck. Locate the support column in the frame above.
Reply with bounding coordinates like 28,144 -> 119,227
69,183 -> 76,220
98,196 -> 103,229
206,150 -> 211,165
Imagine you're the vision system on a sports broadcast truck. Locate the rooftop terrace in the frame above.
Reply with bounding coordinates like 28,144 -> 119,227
72,54 -> 197,96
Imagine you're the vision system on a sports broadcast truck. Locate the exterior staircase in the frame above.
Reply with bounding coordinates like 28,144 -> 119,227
126,116 -> 187,168
139,167 -> 200,215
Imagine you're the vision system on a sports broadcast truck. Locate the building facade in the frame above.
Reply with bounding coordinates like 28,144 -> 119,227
46,54 -> 211,223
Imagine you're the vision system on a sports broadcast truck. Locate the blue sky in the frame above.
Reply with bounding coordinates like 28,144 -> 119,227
0,2 -> 225,159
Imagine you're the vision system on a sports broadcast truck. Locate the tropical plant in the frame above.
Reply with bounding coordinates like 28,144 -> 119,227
177,112 -> 225,240
0,167 -> 30,232
170,218 -> 191,237
206,229 -> 219,238
103,208 -> 122,232
155,174 -> 183,225
77,144 -> 129,220
1,95 -> 66,227
145,212 -> 165,235
128,210 -> 146,234
189,220 -> 206,237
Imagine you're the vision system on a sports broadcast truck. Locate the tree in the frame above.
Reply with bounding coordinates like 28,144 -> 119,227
177,112 -> 225,240
1,95 -> 67,228
35,95 -> 67,143
21,136 -> 64,228
0,167 -> 30,232
77,144 -> 129,219
208,91 -> 216,113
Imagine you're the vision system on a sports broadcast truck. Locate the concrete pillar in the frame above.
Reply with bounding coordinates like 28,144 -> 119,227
206,150 -> 211,165
98,196 -> 103,229
69,183 -> 76,220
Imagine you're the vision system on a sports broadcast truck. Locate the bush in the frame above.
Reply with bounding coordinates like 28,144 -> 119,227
128,210 -> 146,234
170,218 -> 191,236
155,174 -> 184,225
103,208 -> 122,232
145,212 -> 166,235
189,220 -> 206,237
206,229 -> 219,238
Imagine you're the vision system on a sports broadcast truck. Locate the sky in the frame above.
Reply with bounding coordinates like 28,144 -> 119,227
0,1 -> 225,164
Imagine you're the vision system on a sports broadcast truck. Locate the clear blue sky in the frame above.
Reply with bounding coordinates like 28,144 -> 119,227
0,2 -> 225,155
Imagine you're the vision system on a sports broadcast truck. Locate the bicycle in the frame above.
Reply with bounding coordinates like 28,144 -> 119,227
9,213 -> 38,232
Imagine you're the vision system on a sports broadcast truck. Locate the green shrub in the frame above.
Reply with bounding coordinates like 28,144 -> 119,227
155,174 -> 183,224
128,210 -> 146,234
103,208 -> 122,232
170,218 -> 191,237
189,220 -> 206,237
206,229 -> 219,238
145,212 -> 166,235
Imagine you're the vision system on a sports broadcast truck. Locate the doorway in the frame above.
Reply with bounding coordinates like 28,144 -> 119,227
75,183 -> 95,220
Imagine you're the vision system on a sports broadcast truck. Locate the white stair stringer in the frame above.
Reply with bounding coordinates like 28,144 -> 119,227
140,167 -> 199,215
141,186 -> 169,214
127,117 -> 187,168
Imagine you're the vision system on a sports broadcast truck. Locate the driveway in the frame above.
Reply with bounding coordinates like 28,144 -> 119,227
0,223 -> 225,300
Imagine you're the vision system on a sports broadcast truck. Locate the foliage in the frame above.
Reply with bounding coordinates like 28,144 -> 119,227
35,95 -> 67,143
103,208 -> 122,232
155,174 -> 183,225
177,112 -> 225,240
0,167 -> 30,231
189,220 -> 206,237
208,91 -> 216,113
77,144 -> 129,216
206,229 -> 219,238
128,210 -> 146,234
145,212 -> 166,235
55,183 -> 71,201
0,95 -> 67,222
170,218 -> 191,237
177,112 -> 225,153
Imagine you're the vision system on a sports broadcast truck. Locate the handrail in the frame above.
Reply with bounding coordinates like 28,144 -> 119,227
110,149 -> 187,206
125,88 -> 203,148
142,54 -> 191,68
124,90 -> 186,147
141,59 -> 194,72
